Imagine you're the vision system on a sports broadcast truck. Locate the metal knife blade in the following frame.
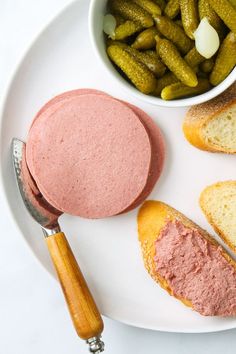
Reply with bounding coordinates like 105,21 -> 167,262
12,138 -> 61,230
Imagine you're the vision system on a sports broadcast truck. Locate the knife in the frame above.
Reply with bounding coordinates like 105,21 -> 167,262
12,138 -> 104,353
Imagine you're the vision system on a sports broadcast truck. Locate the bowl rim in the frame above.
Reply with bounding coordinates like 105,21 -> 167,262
88,0 -> 236,107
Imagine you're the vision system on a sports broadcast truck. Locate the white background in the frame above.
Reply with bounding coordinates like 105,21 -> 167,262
1,1 -> 236,353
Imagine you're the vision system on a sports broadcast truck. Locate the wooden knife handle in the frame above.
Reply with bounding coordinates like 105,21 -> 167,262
45,232 -> 104,340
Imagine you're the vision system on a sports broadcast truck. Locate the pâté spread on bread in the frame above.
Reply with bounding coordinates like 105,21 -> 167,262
155,221 -> 236,316
138,201 -> 236,317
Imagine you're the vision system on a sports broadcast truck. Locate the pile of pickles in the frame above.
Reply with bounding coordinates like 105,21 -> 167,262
104,0 -> 236,100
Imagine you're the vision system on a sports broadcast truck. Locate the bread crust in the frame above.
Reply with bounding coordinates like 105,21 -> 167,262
200,181 -> 236,253
183,82 -> 236,153
138,200 -> 236,311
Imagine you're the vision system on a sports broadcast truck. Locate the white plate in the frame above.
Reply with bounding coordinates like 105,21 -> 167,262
1,0 -> 236,333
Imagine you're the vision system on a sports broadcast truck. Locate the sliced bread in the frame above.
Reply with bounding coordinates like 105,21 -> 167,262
138,200 -> 236,316
183,82 -> 236,153
200,181 -> 236,252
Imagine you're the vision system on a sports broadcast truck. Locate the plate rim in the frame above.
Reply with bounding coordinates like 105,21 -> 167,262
1,0 -> 236,334
0,0 -> 78,313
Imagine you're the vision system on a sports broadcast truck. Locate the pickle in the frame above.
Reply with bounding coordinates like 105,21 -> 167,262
122,44 -> 166,76
180,0 -> 199,39
175,19 -> 183,28
107,45 -> 157,93
198,0 -> 225,39
114,14 -> 126,26
146,48 -> 162,60
133,0 -> 162,16
208,0 -> 236,34
114,20 -> 143,40
146,49 -> 159,57
228,0 -> 236,9
108,41 -> 166,77
154,0 -> 166,10
158,38 -> 198,86
106,38 -> 117,47
197,71 -> 209,79
210,32 -> 236,86
110,0 -> 154,28
164,0 -> 180,19
161,78 -> 211,100
184,47 -> 205,67
152,72 -> 179,96
154,15 -> 193,54
192,65 -> 199,73
155,33 -> 162,55
132,27 -> 158,49
200,58 -> 215,73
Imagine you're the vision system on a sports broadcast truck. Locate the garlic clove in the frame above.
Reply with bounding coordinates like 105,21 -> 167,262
194,17 -> 220,59
103,14 -> 117,39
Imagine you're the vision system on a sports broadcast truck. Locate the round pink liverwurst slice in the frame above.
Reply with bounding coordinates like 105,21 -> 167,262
31,89 -> 165,212
121,104 -> 165,212
26,94 -> 152,218
32,89 -> 104,126
27,90 -> 157,214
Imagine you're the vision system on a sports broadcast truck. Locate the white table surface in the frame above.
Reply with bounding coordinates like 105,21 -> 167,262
1,1 -> 236,353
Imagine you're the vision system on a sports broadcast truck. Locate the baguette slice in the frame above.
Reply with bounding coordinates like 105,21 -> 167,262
138,200 -> 236,315
200,181 -> 236,253
183,82 -> 236,153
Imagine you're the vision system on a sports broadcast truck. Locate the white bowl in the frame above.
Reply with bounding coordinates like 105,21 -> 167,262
88,0 -> 236,107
